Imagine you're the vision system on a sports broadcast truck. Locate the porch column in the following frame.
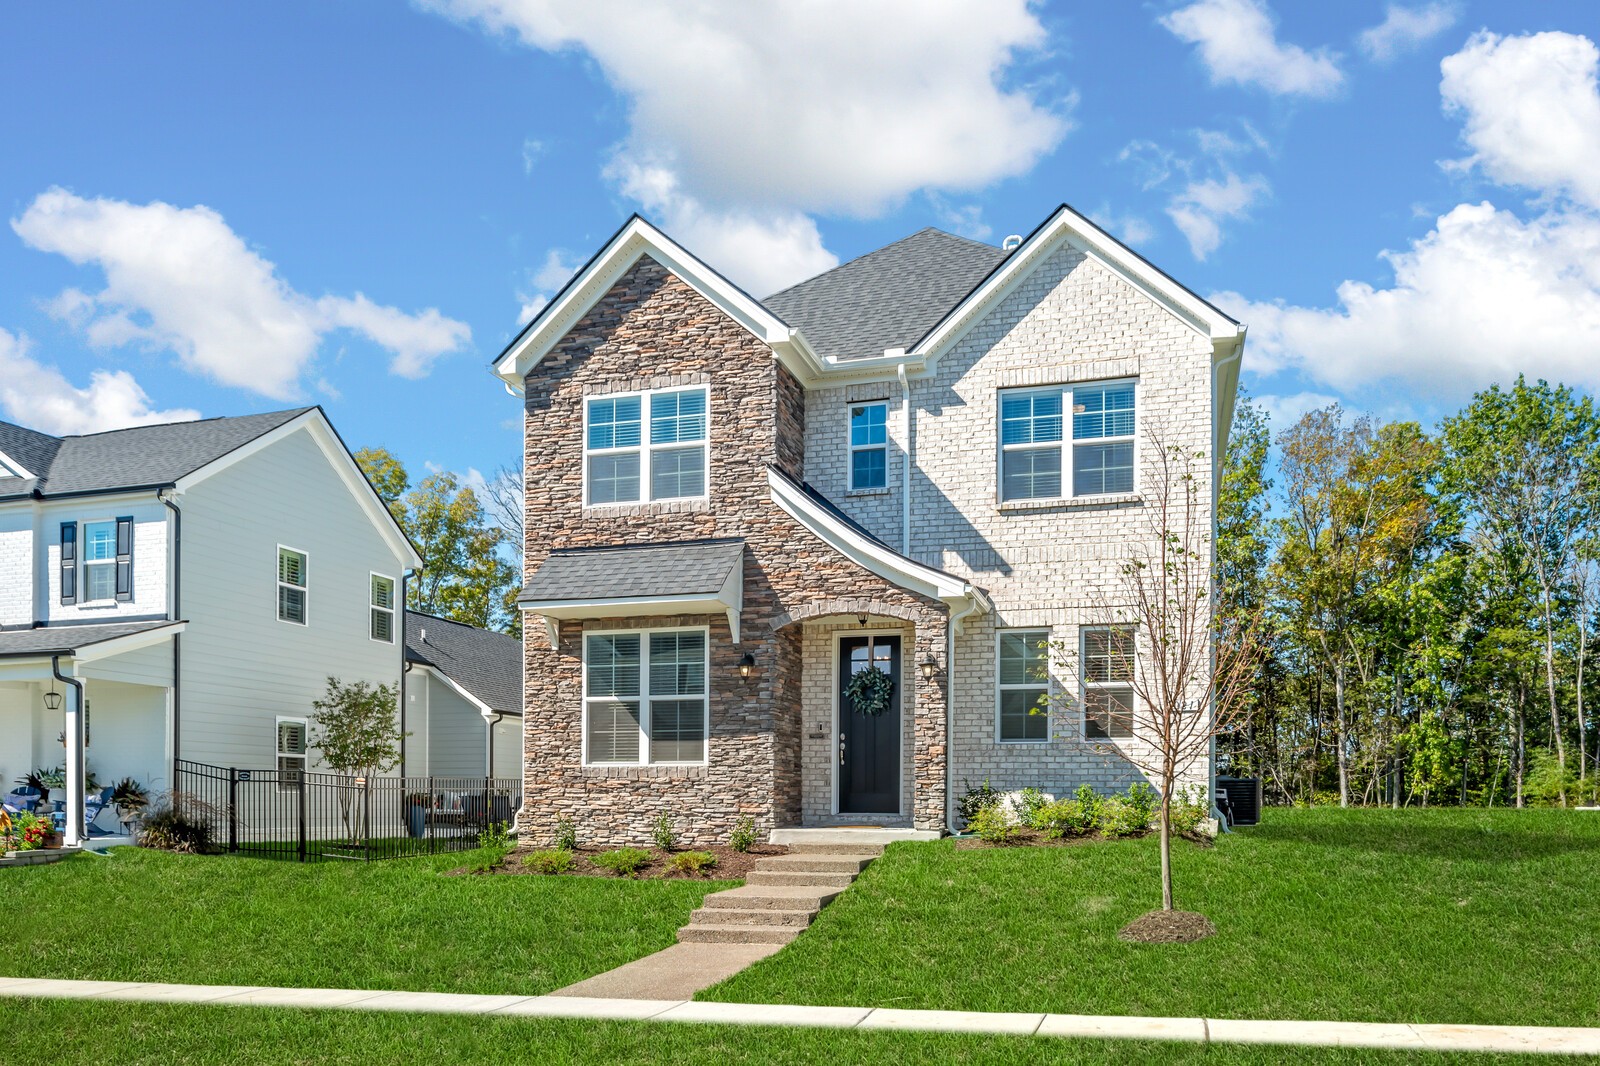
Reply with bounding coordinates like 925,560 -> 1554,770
63,680 -> 86,847
911,608 -> 949,832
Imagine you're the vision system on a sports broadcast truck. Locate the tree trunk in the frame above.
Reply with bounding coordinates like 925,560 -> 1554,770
1514,682 -> 1526,809
1459,708 -> 1471,807
1538,579 -> 1568,805
1159,780 -> 1174,911
1335,661 -> 1351,807
1576,612 -> 1588,787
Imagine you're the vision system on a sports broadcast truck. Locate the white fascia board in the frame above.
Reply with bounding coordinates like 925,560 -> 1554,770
0,448 -> 34,480
69,621 -> 187,666
416,664 -> 496,720
494,216 -> 809,392
766,469 -> 990,623
909,205 -> 1246,375
174,411 -> 421,570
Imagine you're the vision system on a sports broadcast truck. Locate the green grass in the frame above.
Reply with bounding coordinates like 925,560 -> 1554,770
704,808 -> 1600,1028
0,847 -> 728,995
0,999 -> 1563,1065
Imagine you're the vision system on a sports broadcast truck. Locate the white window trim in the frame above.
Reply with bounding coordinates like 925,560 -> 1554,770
582,387 -> 711,507
997,378 -> 1138,504
995,628 -> 1051,744
78,517 -> 119,607
277,544 -> 309,627
276,715 -> 309,790
847,400 -> 890,491
581,624 -> 710,767
1081,625 -> 1136,741
369,571 -> 396,644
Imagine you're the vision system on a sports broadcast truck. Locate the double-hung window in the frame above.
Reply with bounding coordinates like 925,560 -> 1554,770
278,546 -> 307,625
82,520 -> 117,602
370,574 -> 395,643
848,402 -> 888,489
276,717 -> 307,789
583,628 -> 708,765
585,387 -> 708,505
1082,627 -> 1135,739
997,629 -> 1050,742
999,381 -> 1136,500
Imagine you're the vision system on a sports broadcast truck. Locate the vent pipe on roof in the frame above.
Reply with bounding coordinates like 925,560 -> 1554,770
1001,234 -> 1023,251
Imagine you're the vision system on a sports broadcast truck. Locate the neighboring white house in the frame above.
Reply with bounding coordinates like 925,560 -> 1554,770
403,609 -> 523,781
0,406 -> 509,844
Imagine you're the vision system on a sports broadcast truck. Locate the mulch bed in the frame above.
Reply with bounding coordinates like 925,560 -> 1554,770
1118,909 -> 1217,943
953,827 -> 1213,850
447,843 -> 787,880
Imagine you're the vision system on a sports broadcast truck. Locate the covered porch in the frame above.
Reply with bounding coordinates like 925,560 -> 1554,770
0,620 -> 183,846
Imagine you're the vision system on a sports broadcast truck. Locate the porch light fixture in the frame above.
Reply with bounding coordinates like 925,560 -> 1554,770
920,655 -> 938,680
42,690 -> 63,712
857,615 -> 867,627
738,652 -> 756,679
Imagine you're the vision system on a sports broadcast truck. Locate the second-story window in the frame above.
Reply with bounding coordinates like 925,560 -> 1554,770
999,381 -> 1136,501
370,574 -> 395,643
82,521 -> 117,602
848,402 -> 888,490
585,387 -> 708,505
278,546 -> 308,625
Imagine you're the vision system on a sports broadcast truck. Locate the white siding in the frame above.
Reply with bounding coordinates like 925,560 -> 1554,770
0,509 -> 32,627
423,671 -> 488,777
490,716 -> 521,780
41,497 -> 169,624
175,426 -> 408,772
0,681 -> 38,792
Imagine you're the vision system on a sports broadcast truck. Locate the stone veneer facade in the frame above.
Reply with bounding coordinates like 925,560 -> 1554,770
519,255 -> 950,847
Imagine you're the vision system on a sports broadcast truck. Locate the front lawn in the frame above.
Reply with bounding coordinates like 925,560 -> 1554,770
704,808 -> 1600,1028
0,998 -> 1564,1065
0,847 -> 728,995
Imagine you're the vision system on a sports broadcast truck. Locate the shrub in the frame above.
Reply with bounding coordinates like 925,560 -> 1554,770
958,779 -> 1001,825
728,815 -> 757,853
1126,782 -> 1158,825
591,847 -> 653,877
967,804 -> 1023,844
665,850 -> 718,876
1014,787 -> 1052,828
1033,798 -> 1093,839
1074,784 -> 1102,823
651,813 -> 678,852
1168,785 -> 1210,837
12,810 -> 54,851
521,848 -> 576,874
1093,796 -> 1144,837
137,792 -> 216,854
553,816 -> 577,851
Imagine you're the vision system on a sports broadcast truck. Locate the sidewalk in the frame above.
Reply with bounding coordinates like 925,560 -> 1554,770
3,976 -> 1598,1055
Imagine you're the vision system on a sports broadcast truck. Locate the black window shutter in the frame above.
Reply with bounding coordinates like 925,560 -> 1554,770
115,516 -> 134,602
59,522 -> 77,604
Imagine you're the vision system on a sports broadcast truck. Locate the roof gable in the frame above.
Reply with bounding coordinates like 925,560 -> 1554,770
404,610 -> 522,716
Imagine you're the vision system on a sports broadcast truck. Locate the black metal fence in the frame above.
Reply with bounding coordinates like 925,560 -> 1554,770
174,760 -> 521,862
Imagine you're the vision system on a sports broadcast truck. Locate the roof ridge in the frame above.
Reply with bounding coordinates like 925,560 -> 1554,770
761,226 -> 997,302
49,406 -> 314,441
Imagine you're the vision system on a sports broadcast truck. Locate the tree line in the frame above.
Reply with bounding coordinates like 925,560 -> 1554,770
1218,377 -> 1600,808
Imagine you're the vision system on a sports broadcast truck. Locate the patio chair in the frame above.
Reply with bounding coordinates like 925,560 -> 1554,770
3,785 -> 42,813
84,787 -> 115,835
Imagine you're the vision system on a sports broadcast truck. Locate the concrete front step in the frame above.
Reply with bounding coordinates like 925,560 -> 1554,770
677,923 -> 801,945
689,906 -> 817,928
752,853 -> 875,875
744,869 -> 858,889
699,884 -> 841,911
783,841 -> 885,857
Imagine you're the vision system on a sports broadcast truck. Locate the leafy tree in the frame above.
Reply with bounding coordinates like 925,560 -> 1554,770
310,677 -> 404,841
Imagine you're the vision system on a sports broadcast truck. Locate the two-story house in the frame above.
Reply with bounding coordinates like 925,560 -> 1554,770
0,407 -> 444,844
498,205 -> 1245,846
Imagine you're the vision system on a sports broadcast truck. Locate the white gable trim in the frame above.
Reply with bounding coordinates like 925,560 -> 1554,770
767,468 -> 991,628
493,215 -> 827,393
173,409 -> 421,569
907,204 -> 1246,375
416,663 -> 498,721
0,448 -> 34,480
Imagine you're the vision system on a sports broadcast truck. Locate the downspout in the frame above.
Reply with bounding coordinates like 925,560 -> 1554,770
398,570 -> 414,776
487,711 -> 506,777
1208,338 -> 1244,819
898,364 -> 913,555
945,595 -> 982,835
53,655 -> 86,847
160,491 -> 182,767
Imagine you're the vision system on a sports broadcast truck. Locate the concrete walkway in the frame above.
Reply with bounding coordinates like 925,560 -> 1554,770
4,976 -> 1599,1055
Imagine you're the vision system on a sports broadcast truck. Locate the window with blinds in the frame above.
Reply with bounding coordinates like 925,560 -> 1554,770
583,628 -> 708,765
277,717 -> 307,790
997,629 -> 1050,742
277,546 -> 307,625
1083,627 -> 1136,739
370,573 -> 395,643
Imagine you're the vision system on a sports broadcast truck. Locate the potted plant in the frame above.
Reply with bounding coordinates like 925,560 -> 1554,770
405,792 -> 430,839
111,777 -> 151,828
15,770 -> 48,808
14,811 -> 56,851
37,767 -> 65,811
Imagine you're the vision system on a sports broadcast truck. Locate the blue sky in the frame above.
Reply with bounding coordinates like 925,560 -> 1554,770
3,1 -> 1599,486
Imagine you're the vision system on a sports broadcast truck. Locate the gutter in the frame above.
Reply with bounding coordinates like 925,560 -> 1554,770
160,491 -> 182,765
52,654 -> 87,847
898,364 -> 912,556
399,570 -> 414,776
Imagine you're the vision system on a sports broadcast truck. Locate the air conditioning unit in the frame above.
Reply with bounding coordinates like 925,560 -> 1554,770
1216,776 -> 1262,826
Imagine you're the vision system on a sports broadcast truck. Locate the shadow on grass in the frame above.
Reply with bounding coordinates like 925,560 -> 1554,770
1244,808 -> 1600,863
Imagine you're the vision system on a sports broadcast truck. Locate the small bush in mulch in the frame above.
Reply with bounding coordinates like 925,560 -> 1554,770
448,842 -> 786,880
1118,909 -> 1217,943
953,826 -> 1214,850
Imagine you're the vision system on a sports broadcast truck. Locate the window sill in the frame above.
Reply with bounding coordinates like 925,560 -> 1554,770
845,486 -> 891,497
580,763 -> 709,778
74,600 -> 118,610
583,498 -> 711,517
997,493 -> 1142,513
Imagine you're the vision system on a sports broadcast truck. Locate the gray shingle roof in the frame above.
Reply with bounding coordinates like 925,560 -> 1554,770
0,408 -> 313,500
0,620 -> 182,659
763,228 -> 1010,362
404,611 -> 523,716
521,539 -> 745,603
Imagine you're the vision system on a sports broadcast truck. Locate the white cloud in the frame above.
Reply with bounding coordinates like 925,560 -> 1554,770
926,194 -> 993,242
521,137 -> 545,175
514,248 -> 583,323
1088,203 -> 1158,247
1167,172 -> 1270,259
607,157 -> 837,296
1215,202 -> 1600,399
11,188 -> 470,400
1253,389 -> 1340,430
1441,30 -> 1600,209
1358,3 -> 1457,63
0,327 -> 200,435
1160,0 -> 1344,97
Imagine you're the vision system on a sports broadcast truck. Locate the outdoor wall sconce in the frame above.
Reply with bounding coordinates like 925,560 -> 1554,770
857,615 -> 867,627
920,655 -> 938,680
738,652 -> 756,678
42,690 -> 62,711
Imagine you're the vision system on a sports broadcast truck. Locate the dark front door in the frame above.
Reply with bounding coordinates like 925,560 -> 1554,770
838,635 -> 901,814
